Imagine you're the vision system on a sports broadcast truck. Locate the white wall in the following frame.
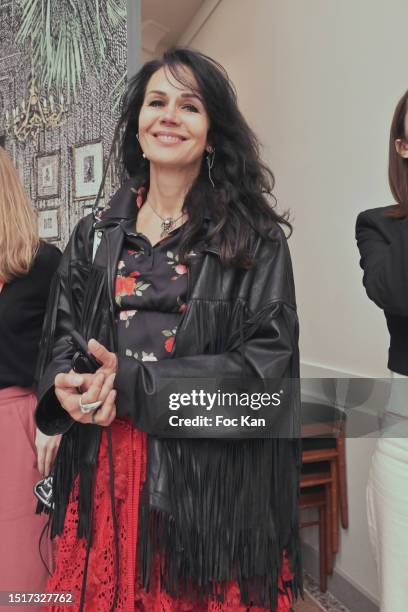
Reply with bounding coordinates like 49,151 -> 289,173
189,0 -> 408,379
127,0 -> 142,77
186,0 -> 408,604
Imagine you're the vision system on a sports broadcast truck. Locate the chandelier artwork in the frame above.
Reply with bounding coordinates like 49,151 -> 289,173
4,68 -> 67,144
3,1 -> 127,145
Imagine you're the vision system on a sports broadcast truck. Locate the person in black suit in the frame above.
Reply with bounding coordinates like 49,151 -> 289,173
356,90 -> 408,612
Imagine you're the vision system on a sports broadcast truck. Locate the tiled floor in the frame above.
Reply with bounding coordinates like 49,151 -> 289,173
292,573 -> 351,612
293,591 -> 324,611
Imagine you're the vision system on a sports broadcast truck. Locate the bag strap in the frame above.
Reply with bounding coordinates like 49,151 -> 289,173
92,227 -> 103,263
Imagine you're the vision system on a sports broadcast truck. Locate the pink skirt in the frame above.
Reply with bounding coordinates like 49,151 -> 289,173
0,387 -> 52,610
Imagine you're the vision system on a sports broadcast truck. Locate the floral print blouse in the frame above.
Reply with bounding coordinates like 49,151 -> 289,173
114,218 -> 188,364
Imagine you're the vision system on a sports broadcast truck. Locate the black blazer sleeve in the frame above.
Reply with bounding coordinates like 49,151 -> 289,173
356,207 -> 408,316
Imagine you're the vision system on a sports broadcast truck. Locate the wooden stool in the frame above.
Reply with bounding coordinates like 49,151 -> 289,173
300,462 -> 333,574
300,486 -> 328,592
301,402 -> 348,554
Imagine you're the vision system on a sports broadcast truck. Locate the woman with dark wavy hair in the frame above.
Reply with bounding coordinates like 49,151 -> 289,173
35,48 -> 302,611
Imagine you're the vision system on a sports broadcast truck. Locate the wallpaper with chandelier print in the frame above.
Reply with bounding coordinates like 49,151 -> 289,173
0,0 -> 127,249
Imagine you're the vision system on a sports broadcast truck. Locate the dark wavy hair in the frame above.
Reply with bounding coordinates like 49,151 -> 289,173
388,90 -> 408,217
117,47 -> 292,266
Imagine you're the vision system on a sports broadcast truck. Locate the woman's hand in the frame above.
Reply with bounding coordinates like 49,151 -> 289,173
54,339 -> 118,426
35,428 -> 62,476
55,370 -> 117,426
88,338 -> 118,377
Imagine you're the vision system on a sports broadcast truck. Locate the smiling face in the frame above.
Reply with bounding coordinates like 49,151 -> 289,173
138,65 -> 211,173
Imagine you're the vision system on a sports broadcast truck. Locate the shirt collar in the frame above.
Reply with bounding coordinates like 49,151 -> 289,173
94,178 -> 140,228
94,179 -> 219,254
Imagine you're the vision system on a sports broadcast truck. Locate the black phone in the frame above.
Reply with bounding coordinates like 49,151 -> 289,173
70,330 -> 101,374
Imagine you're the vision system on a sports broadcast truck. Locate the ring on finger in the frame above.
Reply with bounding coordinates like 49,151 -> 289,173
79,396 -> 103,414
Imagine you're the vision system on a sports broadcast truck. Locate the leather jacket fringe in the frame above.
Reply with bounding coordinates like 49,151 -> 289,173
35,179 -> 303,609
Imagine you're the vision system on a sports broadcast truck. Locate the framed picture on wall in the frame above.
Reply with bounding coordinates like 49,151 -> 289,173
82,203 -> 105,221
36,152 -> 60,199
38,208 -> 60,241
73,140 -> 103,201
82,204 -> 94,217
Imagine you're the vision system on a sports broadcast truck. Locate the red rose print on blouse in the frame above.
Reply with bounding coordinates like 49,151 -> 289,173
166,251 -> 188,280
115,213 -> 187,362
165,337 -> 174,352
175,263 -> 188,275
115,261 -> 150,307
115,276 -> 136,297
162,328 -> 177,353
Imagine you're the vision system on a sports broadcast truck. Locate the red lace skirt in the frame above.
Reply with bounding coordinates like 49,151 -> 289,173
43,420 -> 293,611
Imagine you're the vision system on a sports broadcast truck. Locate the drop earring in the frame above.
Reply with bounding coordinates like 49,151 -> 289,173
136,133 -> 146,158
206,146 -> 215,189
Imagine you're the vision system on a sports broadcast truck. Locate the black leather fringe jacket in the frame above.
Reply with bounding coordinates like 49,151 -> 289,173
35,179 -> 303,610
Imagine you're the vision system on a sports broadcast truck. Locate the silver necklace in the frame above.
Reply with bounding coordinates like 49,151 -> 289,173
146,200 -> 185,237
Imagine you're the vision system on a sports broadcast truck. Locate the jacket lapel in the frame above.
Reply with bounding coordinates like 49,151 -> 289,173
93,223 -> 124,325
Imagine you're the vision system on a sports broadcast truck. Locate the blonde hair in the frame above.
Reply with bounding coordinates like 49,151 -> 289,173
0,148 -> 39,281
